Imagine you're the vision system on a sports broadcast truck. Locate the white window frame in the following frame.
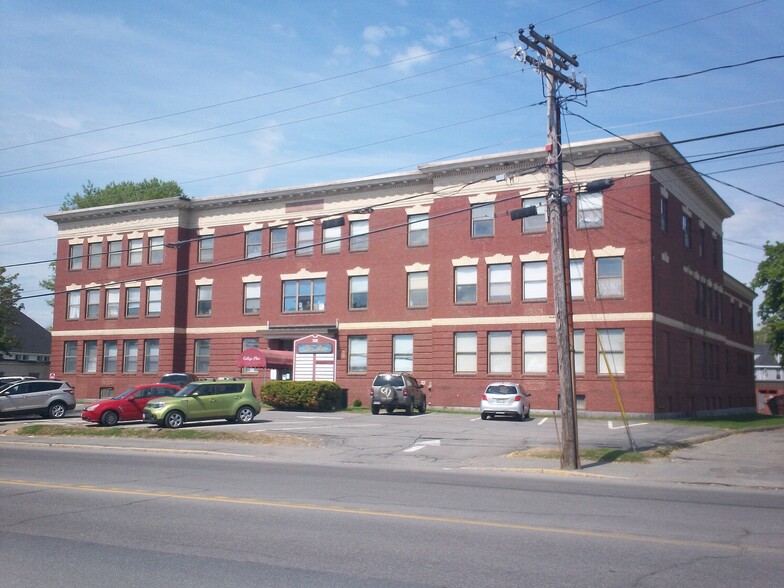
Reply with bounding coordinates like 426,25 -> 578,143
407,271 -> 428,308
455,265 -> 477,304
349,275 -> 368,310
407,214 -> 429,246
596,257 -> 623,299
348,335 -> 368,373
392,334 -> 413,373
523,330 -> 547,373
471,203 -> 494,237
454,332 -> 477,373
488,263 -> 511,303
598,329 -> 625,374
243,282 -> 261,315
488,331 -> 512,374
523,261 -> 547,301
577,192 -> 603,229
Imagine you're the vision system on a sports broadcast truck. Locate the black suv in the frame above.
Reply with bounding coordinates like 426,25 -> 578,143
370,372 -> 426,415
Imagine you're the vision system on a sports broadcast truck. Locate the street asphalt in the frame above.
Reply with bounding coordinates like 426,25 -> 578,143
1,406 -> 782,491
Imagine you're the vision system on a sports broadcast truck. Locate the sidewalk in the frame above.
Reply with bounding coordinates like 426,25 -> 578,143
497,427 -> 784,490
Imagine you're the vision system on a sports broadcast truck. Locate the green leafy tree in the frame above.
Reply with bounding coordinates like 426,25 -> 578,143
751,241 -> 784,361
61,178 -> 184,210
0,267 -> 23,353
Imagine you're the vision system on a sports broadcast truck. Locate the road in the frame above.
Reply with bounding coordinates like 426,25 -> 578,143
1,439 -> 782,587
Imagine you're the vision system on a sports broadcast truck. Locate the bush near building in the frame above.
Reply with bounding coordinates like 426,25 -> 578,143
260,381 -> 343,411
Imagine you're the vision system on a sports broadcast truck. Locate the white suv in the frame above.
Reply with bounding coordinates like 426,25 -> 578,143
0,379 -> 76,419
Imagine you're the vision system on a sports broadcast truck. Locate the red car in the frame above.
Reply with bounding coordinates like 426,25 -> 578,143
81,384 -> 181,426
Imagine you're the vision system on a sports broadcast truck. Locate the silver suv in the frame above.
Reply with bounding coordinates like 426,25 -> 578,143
0,379 -> 76,419
370,372 -> 426,415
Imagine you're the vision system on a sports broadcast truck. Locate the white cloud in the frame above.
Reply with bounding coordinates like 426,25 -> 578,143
390,44 -> 433,72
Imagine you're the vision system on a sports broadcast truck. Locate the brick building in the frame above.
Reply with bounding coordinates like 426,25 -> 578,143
46,132 -> 755,417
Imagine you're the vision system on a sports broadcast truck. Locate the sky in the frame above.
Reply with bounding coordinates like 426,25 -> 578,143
1,0 -> 782,329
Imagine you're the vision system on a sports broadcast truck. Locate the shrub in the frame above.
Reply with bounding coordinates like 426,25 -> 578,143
352,398 -> 363,408
260,381 -> 343,411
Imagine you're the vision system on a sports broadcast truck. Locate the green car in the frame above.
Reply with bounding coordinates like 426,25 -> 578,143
143,379 -> 261,429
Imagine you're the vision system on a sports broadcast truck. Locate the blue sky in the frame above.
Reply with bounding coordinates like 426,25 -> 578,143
1,0 -> 782,328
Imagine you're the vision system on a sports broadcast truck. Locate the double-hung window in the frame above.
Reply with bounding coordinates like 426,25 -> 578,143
349,220 -> 369,251
69,244 -> 83,270
349,275 -> 368,310
125,286 -> 141,318
295,225 -> 314,256
198,237 -> 214,263
392,334 -> 413,372
522,330 -> 547,373
454,332 -> 477,373
522,261 -> 547,301
244,282 -> 260,314
407,271 -> 428,308
454,265 -> 477,304
577,192 -> 603,229
196,285 -> 212,316
148,236 -> 164,264
488,263 -> 511,303
245,230 -> 262,259
347,336 -> 368,373
596,257 -> 623,299
407,214 -> 429,246
127,238 -> 143,265
488,331 -> 512,373
88,242 -> 102,269
471,203 -> 494,237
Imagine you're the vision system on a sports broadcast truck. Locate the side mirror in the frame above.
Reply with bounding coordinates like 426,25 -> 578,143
191,391 -> 200,397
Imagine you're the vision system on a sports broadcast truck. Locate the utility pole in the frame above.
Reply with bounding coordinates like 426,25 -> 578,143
516,25 -> 584,470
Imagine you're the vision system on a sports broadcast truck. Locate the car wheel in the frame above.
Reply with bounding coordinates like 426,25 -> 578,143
235,406 -> 255,424
405,403 -> 413,416
100,410 -> 119,426
371,405 -> 380,415
386,407 -> 395,414
525,407 -> 531,419
418,395 -> 427,414
164,410 -> 185,429
516,411 -> 524,422
481,413 -> 488,420
47,401 -> 67,419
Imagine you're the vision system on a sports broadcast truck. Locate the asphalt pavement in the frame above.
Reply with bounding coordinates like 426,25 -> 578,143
1,407 -> 782,491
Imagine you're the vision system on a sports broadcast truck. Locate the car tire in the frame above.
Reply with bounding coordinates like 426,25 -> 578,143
405,403 -> 413,416
100,411 -> 119,426
481,413 -> 488,420
516,411 -> 524,422
235,406 -> 255,424
164,410 -> 185,429
525,407 -> 531,419
418,395 -> 427,414
371,405 -> 380,415
47,401 -> 67,419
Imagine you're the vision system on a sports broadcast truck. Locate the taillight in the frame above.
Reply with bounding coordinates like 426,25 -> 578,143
481,394 -> 487,400
514,395 -> 522,401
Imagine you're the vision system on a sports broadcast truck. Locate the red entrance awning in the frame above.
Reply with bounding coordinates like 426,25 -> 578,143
237,348 -> 293,368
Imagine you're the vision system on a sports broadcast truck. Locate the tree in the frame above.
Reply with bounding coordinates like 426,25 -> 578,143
751,241 -> 784,361
0,267 -> 23,353
61,178 -> 184,211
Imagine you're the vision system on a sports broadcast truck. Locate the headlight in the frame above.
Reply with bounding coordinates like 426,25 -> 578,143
84,404 -> 97,411
147,401 -> 165,409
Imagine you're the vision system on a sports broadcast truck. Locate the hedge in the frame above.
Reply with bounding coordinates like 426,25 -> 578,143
259,380 -> 344,411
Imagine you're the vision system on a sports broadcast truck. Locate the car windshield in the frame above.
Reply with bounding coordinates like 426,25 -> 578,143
486,385 -> 519,395
113,387 -> 138,400
174,383 -> 201,397
374,375 -> 404,387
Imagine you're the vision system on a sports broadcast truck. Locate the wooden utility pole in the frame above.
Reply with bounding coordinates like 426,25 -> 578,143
517,25 -> 583,470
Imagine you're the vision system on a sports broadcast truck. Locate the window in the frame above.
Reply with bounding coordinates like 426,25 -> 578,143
488,331 -> 512,373
66,291 -> 80,320
322,224 -> 341,254
196,285 -> 212,316
349,220 -> 369,251
83,340 -> 98,373
270,227 -> 287,258
68,244 -> 83,270
471,203 -> 494,237
283,278 -> 326,312
63,341 -> 77,373
123,340 -> 138,373
407,271 -> 428,308
146,285 -> 162,316
88,242 -> 102,269
573,329 -> 585,374
407,214 -> 429,246
198,236 -> 214,263
143,339 -> 159,373
347,336 -> 367,373
522,261 -> 547,301
241,338 -> 260,374
488,263 -> 511,303
569,260 -> 584,299
244,282 -> 260,314
295,225 -> 314,256
125,287 -> 140,318
596,257 -> 623,298
194,339 -> 210,373
128,238 -> 143,265
712,235 -> 719,267
523,330 -> 547,373
85,289 -> 100,319
454,332 -> 477,373
455,266 -> 477,304
105,288 -> 120,319
349,275 -> 368,310
682,214 -> 691,248
103,341 -> 117,373
699,226 -> 705,258
598,329 -> 625,374
393,334 -> 413,372
245,230 -> 262,259
148,236 -> 164,264
576,192 -> 603,229
107,240 -> 122,267
659,197 -> 668,232
522,196 -> 546,233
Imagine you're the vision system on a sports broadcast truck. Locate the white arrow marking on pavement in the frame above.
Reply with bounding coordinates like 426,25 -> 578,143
607,420 -> 648,429
404,439 -> 441,452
